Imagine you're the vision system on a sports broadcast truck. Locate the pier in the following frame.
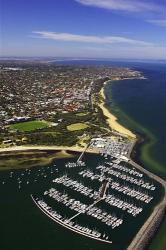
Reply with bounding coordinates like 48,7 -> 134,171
28,140 -> 166,249
31,195 -> 112,244
77,143 -> 90,163
99,180 -> 109,199
68,198 -> 102,222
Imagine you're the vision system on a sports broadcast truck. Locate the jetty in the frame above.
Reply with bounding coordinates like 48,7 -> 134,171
31,194 -> 112,244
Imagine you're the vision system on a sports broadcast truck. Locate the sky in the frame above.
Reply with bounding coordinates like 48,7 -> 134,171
1,0 -> 166,60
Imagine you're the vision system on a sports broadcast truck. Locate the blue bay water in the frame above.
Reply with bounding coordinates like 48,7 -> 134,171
104,62 -> 166,250
105,63 -> 166,178
54,60 -> 166,250
1,153 -> 159,250
57,59 -> 166,177
0,60 -> 165,250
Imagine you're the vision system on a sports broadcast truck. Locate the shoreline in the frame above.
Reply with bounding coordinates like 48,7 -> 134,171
98,81 -> 136,139
99,80 -> 166,178
0,78 -> 166,250
0,145 -> 99,171
130,131 -> 149,168
0,145 -> 100,154
98,80 -> 166,250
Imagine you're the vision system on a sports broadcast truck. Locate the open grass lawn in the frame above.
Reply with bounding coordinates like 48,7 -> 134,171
67,122 -> 89,131
9,120 -> 49,132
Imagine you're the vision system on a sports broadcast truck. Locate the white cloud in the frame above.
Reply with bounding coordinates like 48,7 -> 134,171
148,19 -> 166,27
33,31 -> 153,46
75,0 -> 163,13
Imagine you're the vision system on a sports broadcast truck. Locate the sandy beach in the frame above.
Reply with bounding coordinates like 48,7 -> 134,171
0,81 -> 136,154
98,85 -> 136,139
0,145 -> 99,154
0,145 -> 99,170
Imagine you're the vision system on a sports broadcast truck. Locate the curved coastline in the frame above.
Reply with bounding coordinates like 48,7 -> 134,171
1,80 -> 166,250
102,81 -> 166,178
98,84 -> 136,139
100,80 -> 166,250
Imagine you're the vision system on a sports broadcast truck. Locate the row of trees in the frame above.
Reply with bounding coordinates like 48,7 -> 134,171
27,132 -> 78,146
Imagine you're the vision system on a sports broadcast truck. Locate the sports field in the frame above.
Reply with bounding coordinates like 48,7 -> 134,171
9,120 -> 49,132
67,123 -> 89,131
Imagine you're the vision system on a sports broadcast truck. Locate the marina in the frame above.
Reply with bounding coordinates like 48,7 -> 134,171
24,150 -> 163,249
0,152 -> 164,250
31,195 -> 112,244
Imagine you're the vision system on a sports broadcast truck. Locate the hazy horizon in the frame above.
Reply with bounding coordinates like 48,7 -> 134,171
1,0 -> 166,60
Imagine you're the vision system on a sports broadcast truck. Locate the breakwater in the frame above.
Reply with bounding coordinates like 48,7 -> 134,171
127,159 -> 166,250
